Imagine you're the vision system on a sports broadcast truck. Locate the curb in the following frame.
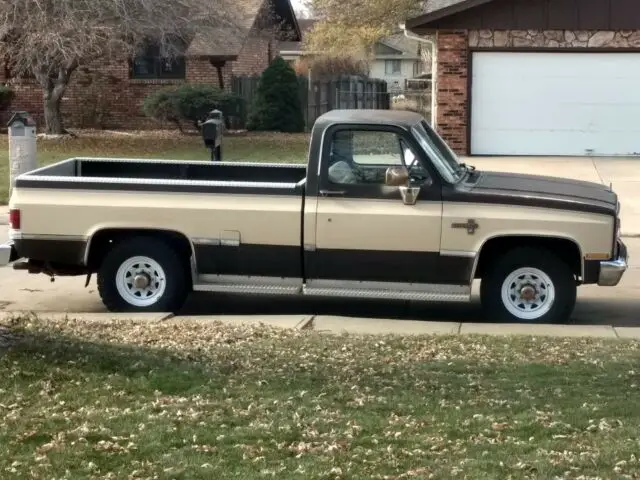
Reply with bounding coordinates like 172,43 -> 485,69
1,312 -> 637,340
307,322 -> 639,340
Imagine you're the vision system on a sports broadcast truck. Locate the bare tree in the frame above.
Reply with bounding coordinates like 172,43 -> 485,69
304,0 -> 426,57
0,0 -> 240,134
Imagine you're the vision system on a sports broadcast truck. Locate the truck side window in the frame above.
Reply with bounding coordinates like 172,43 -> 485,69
328,129 -> 425,185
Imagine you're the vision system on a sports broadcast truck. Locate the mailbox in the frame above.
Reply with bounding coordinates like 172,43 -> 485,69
7,111 -> 37,198
201,109 -> 223,162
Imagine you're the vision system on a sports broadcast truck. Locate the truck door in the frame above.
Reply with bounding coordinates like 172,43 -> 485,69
305,123 -> 444,292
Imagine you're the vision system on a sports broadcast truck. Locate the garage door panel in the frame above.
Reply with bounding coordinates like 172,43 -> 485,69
471,51 -> 640,156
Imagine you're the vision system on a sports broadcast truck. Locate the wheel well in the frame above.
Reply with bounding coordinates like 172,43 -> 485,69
86,229 -> 194,276
474,236 -> 582,279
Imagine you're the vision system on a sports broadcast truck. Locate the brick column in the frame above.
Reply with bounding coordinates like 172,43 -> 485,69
435,30 -> 468,154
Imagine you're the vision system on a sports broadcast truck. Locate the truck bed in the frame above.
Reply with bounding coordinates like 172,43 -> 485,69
16,157 -> 307,195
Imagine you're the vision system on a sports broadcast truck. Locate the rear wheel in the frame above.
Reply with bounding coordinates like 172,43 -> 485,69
480,247 -> 576,324
97,237 -> 189,312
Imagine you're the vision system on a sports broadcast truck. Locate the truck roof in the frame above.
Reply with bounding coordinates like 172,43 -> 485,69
314,109 -> 426,129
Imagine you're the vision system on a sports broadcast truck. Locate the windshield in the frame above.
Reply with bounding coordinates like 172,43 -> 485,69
411,121 -> 464,183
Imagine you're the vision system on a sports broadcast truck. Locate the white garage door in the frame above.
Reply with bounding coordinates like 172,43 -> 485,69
470,51 -> 640,156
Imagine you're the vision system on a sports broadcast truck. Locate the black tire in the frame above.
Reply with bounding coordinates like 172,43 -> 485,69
480,247 -> 576,324
97,236 -> 189,313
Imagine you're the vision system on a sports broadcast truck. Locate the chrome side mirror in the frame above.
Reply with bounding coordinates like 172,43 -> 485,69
385,166 -> 421,205
399,185 -> 420,205
385,166 -> 409,186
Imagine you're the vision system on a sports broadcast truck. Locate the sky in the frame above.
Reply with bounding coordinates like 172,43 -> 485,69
290,0 -> 307,13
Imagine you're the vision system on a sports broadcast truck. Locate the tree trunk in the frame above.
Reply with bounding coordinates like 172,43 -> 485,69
43,82 -> 67,134
36,61 -> 78,135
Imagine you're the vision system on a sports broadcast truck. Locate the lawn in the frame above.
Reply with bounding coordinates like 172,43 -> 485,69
0,130 -> 310,204
1,316 -> 639,479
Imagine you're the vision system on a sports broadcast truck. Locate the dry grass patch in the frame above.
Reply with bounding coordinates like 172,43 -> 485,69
1,315 -> 639,479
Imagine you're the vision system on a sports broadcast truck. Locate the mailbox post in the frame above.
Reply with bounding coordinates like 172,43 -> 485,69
7,111 -> 37,199
201,109 -> 223,162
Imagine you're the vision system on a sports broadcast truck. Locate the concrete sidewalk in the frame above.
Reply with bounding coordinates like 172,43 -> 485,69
0,206 -> 6,226
3,312 -> 638,340
307,315 -> 638,339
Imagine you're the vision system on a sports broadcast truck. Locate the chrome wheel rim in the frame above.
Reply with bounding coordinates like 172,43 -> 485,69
115,256 -> 166,307
500,267 -> 555,321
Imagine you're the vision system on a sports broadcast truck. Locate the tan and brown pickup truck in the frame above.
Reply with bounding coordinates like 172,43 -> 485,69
0,110 -> 628,323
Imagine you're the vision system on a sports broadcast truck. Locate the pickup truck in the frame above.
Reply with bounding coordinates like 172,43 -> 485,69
0,110 -> 628,323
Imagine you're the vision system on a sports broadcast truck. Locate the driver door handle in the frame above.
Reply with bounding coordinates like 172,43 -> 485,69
319,189 -> 346,197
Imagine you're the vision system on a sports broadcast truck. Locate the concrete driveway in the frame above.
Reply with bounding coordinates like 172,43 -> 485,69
1,156 -> 638,326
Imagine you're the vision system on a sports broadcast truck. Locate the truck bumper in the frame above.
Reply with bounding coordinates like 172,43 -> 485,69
598,239 -> 629,287
0,241 -> 19,267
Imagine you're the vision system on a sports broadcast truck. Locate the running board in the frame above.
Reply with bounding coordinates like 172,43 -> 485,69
193,275 -> 301,295
302,286 -> 470,302
194,283 -> 301,295
193,276 -> 471,302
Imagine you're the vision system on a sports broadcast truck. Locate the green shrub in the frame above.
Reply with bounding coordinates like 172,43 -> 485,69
143,84 -> 244,132
246,57 -> 304,133
0,85 -> 15,111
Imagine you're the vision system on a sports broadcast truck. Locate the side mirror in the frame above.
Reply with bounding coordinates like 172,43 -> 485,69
385,166 -> 409,187
385,166 -> 420,206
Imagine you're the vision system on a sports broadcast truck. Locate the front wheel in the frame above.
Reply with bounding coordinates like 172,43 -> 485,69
480,247 -> 576,324
97,237 -> 189,313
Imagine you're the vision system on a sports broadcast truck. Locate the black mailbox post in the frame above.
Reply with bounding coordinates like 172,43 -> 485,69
201,109 -> 223,162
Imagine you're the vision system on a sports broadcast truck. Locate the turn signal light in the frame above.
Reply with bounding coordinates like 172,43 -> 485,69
9,209 -> 20,230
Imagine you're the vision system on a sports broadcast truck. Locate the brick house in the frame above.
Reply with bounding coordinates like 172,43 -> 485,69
405,0 -> 640,156
2,0 -> 300,129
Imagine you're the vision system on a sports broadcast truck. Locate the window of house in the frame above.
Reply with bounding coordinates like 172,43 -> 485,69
130,41 -> 186,80
413,60 -> 423,77
385,59 -> 402,75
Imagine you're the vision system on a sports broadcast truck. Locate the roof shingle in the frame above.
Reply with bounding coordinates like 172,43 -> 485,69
186,0 -> 298,58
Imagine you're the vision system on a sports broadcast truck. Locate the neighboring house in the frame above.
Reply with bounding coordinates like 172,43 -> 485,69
3,0 -> 301,129
406,0 -> 640,157
368,34 -> 426,93
278,20 -> 428,89
279,18 -> 317,66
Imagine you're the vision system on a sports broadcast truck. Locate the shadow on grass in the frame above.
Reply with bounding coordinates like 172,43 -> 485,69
3,327 -> 221,396
2,326 -> 640,479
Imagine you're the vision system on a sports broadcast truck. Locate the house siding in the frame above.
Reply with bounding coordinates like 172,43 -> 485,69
2,36 -> 266,130
468,29 -> 640,48
233,25 -> 274,75
421,0 -> 640,31
435,30 -> 469,154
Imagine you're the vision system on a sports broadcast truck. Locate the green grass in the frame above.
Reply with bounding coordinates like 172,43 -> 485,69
1,316 -> 640,479
0,130 -> 310,204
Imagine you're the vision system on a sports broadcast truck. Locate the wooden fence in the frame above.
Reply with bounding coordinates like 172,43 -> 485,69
231,75 -> 390,131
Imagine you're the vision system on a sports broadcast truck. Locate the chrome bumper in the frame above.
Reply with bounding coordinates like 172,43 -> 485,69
0,241 -> 18,267
598,240 -> 629,287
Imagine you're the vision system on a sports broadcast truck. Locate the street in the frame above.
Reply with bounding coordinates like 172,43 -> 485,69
1,223 -> 638,326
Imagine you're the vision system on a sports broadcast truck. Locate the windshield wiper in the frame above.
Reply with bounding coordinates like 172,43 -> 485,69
453,163 -> 477,183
